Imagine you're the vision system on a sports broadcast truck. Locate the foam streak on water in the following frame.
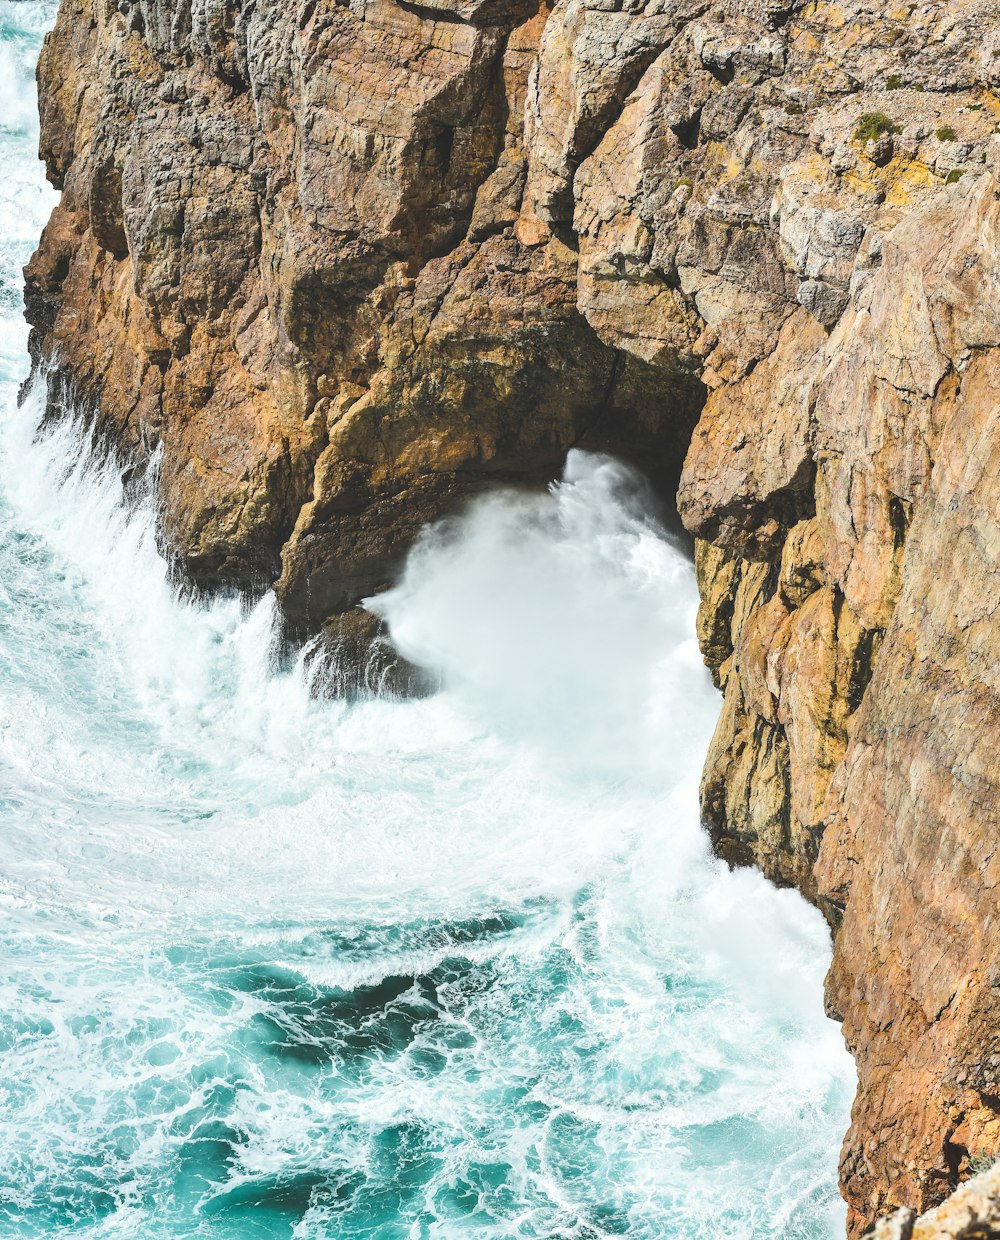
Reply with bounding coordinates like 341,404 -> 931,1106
0,6 -> 855,1237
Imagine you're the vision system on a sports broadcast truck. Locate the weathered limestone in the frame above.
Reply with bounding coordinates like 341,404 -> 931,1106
26,0 -> 704,624
867,1162 -> 1000,1240
692,155 -> 1000,1231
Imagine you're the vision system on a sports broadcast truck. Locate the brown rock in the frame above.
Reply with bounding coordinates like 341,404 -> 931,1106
866,1162 -> 1000,1239
27,0 -> 704,613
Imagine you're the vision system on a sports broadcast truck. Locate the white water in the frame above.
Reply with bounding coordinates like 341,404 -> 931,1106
0,5 -> 856,1237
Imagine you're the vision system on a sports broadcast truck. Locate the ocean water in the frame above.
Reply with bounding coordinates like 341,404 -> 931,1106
0,5 -> 856,1238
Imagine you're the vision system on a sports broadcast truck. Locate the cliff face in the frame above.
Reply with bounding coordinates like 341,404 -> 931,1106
26,0 -> 704,650
25,0 -> 1000,1232
869,1162 -> 1000,1240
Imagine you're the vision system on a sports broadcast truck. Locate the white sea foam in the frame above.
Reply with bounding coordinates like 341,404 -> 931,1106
0,382 -> 855,1238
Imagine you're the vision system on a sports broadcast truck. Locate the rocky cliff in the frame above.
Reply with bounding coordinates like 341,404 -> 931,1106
25,0 -> 1000,1232
869,1162 -> 1000,1240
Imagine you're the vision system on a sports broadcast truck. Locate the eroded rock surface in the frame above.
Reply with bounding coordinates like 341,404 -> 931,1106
867,1162 -> 1000,1240
26,0 -> 703,632
26,0 -> 1000,1232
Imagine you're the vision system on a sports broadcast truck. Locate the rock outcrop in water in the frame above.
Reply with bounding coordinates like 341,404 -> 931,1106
25,0 -> 1000,1232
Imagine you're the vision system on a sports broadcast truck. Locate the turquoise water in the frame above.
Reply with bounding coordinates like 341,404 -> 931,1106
0,6 -> 855,1237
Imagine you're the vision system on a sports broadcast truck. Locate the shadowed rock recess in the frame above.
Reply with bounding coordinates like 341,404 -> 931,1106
24,0 -> 1000,1233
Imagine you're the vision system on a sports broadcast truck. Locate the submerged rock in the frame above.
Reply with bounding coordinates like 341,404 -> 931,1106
304,609 -> 435,700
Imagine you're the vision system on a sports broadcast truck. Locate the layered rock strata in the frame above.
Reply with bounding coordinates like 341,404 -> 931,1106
26,0 -> 1000,1232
